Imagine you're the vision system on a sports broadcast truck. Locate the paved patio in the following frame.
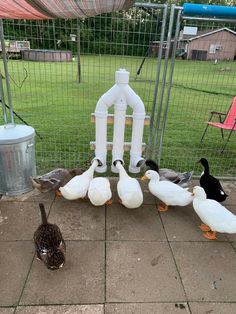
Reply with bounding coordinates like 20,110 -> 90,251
0,179 -> 236,314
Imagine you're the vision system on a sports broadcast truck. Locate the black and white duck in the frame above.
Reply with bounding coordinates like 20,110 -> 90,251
198,158 -> 228,202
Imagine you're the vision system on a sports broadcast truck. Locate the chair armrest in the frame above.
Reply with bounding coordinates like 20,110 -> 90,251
210,111 -> 227,116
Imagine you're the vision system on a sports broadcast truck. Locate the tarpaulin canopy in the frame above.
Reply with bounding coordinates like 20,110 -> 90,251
0,0 -> 134,20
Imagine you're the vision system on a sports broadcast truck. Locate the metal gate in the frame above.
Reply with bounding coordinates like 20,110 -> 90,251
149,4 -> 236,178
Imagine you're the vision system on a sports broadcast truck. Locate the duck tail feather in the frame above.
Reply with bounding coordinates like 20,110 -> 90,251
179,171 -> 193,183
39,203 -> 47,224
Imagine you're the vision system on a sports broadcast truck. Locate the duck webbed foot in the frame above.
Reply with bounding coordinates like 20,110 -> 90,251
158,202 -> 169,212
203,231 -> 217,240
106,199 -> 113,205
199,224 -> 211,232
55,189 -> 62,197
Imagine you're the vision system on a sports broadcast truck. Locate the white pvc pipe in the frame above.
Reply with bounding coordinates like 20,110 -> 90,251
94,84 -> 120,172
94,115 -> 107,172
124,85 -> 145,114
94,68 -> 146,174
123,85 -> 146,173
129,119 -> 145,173
95,85 -> 120,113
111,95 -> 127,173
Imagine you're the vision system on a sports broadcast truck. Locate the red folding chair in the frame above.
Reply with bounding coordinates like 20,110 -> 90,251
201,96 -> 236,152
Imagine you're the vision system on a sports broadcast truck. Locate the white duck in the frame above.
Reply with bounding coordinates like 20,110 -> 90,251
141,170 -> 193,211
59,160 -> 98,200
88,177 -> 112,206
115,161 -> 143,209
192,186 -> 236,240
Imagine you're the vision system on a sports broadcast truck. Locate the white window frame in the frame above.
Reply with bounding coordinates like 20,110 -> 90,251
209,43 -> 223,53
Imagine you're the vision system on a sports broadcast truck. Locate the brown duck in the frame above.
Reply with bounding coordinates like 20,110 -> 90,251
34,203 -> 66,270
31,167 -> 84,196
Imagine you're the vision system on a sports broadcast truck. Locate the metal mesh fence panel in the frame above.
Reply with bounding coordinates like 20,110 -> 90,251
0,4 -> 235,178
148,9 -> 236,178
1,6 -> 165,175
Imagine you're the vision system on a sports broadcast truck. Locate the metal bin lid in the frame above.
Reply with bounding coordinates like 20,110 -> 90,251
0,124 -> 35,144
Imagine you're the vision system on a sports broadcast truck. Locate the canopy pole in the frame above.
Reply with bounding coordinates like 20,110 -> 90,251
77,19 -> 81,83
0,74 -> 8,124
146,4 -> 168,158
0,19 -> 14,125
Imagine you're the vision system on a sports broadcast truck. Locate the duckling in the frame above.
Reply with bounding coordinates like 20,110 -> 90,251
88,177 -> 112,206
31,167 -> 84,196
192,186 -> 236,240
144,159 -> 193,188
198,158 -> 228,202
115,161 -> 143,209
142,170 -> 193,211
59,160 -> 98,200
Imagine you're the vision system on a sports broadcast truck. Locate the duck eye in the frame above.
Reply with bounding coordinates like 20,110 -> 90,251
41,248 -> 48,255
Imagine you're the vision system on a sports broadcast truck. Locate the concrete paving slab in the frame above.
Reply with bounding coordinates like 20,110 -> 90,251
106,241 -> 186,302
0,241 -> 34,306
160,204 -> 228,242
20,241 -> 104,305
105,302 -> 190,313
0,189 -> 55,203
231,242 -> 236,251
220,181 -> 236,206
0,202 -> 49,241
0,309 -> 15,314
49,200 -> 105,240
16,304 -> 104,314
189,302 -> 236,314
171,242 -> 236,302
106,203 -> 166,241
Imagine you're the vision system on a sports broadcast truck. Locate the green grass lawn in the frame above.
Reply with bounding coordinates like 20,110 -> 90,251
0,55 -> 236,177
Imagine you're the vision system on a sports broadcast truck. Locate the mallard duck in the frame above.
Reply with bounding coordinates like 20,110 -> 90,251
115,161 -> 143,209
59,160 -> 98,200
192,186 -> 236,240
198,158 -> 228,202
31,167 -> 84,195
88,177 -> 112,206
144,159 -> 193,188
141,170 -> 193,211
34,203 -> 66,270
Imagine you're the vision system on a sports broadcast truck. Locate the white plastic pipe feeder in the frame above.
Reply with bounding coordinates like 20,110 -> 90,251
94,68 -> 146,173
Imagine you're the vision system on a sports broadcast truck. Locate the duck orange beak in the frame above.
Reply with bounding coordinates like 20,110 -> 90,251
141,175 -> 148,181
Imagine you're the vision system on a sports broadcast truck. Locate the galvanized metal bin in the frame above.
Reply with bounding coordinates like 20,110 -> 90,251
0,124 -> 36,196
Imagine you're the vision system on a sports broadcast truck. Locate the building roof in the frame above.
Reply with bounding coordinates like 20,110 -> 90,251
180,27 -> 236,42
